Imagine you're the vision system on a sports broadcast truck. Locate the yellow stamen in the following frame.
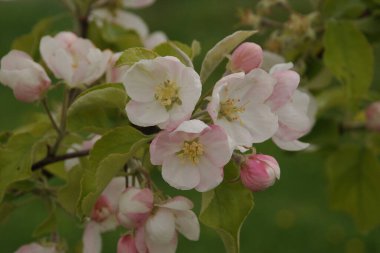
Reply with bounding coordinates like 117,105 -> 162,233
219,98 -> 245,121
155,80 -> 181,110
177,140 -> 204,164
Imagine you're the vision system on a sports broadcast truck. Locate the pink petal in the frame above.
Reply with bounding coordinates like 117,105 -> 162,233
117,235 -> 138,253
83,222 -> 102,253
195,158 -> 223,192
145,208 -> 176,244
101,177 -> 125,210
150,130 -> 183,165
157,196 -> 193,210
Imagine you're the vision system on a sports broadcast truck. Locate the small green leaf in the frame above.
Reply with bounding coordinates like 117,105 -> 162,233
78,126 -> 150,216
200,30 -> 256,84
323,21 -> 374,99
327,145 -> 380,231
116,47 -> 159,67
191,40 -> 201,59
33,205 -> 57,237
200,181 -> 254,253
67,83 -> 128,134
154,41 -> 194,66
322,0 -> 366,19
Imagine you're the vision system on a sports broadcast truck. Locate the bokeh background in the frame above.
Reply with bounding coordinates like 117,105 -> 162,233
1,0 -> 380,252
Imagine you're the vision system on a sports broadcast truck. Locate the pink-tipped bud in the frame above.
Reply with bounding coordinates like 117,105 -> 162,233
117,187 -> 154,228
240,154 -> 280,192
366,102 -> 380,131
0,50 -> 51,103
117,235 -> 138,253
230,42 -> 263,73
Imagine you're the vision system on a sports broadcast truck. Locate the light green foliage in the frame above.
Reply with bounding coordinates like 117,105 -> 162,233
78,126 -> 150,216
327,145 -> 380,231
200,30 -> 256,95
67,83 -> 128,134
154,41 -> 194,66
88,22 -> 143,51
116,47 -> 159,67
200,181 -> 254,253
323,21 -> 374,100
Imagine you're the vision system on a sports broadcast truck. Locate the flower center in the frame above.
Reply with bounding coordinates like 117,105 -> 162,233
177,140 -> 204,164
91,196 -> 112,222
155,80 -> 181,110
218,98 -> 245,121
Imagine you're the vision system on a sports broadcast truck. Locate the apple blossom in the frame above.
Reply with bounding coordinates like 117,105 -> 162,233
124,57 -> 201,130
118,235 -> 138,253
106,53 -> 129,83
261,51 -> 285,72
117,187 -> 154,228
266,63 -> 316,151
14,243 -> 59,253
136,196 -> 200,253
240,154 -> 280,192
365,101 -> 380,131
83,177 -> 125,253
150,119 -> 232,191
40,32 -> 111,87
0,50 -> 50,103
144,31 -> 168,49
230,42 -> 263,73
207,69 -> 278,149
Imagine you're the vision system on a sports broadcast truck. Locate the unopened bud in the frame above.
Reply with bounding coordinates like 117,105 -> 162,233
230,42 -> 263,73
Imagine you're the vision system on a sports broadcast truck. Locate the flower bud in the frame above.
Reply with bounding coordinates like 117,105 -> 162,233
117,235 -> 138,253
366,102 -> 380,131
15,242 -> 58,253
0,50 -> 50,103
230,42 -> 263,73
240,154 -> 280,192
117,187 -> 154,228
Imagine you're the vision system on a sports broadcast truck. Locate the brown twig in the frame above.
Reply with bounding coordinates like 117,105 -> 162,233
32,150 -> 90,171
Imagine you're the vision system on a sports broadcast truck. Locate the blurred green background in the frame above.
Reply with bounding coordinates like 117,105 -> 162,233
1,0 -> 380,252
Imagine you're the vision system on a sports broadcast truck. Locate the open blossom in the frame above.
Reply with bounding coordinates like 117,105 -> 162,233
90,9 -> 167,49
117,187 -> 154,228
266,63 -> 316,151
83,177 -> 125,253
260,51 -> 285,72
40,32 -> 111,87
124,57 -> 201,130
0,50 -> 50,102
365,101 -> 380,131
240,154 -> 280,192
207,69 -> 278,149
14,243 -> 59,253
230,42 -> 263,73
136,196 -> 200,253
150,119 -> 232,191
118,235 -> 138,253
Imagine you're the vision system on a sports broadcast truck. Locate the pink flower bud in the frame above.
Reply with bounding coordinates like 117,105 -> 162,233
230,42 -> 263,73
15,242 -> 58,253
117,235 -> 138,253
240,154 -> 280,192
366,102 -> 380,131
117,187 -> 154,228
0,50 -> 50,103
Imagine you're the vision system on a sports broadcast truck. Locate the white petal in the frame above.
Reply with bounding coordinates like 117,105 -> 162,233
200,125 -> 232,167
175,210 -> 200,241
162,156 -> 200,190
241,103 -> 278,143
83,222 -> 102,253
101,177 -> 125,210
126,100 -> 169,127
215,118 -> 252,147
145,208 -> 176,244
173,119 -> 209,134
269,62 -> 294,75
261,51 -> 285,72
195,157 -> 223,192
157,196 -> 193,210
240,68 -> 276,103
144,31 -> 167,49
146,232 -> 177,253
150,131 -> 183,165
272,136 -> 310,151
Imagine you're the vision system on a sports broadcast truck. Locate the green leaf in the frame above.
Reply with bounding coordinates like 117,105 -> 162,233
33,205 -> 57,237
0,133 -> 49,203
78,126 -> 150,216
322,0 -> 366,19
191,40 -> 201,59
153,41 -> 194,66
200,30 -> 256,84
116,47 -> 159,67
323,21 -> 374,99
200,181 -> 254,253
57,165 -> 84,215
0,202 -> 15,223
67,83 -> 128,134
327,145 -> 380,231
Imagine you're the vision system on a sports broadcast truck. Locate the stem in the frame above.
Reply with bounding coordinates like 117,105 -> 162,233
32,150 -> 90,171
51,89 -> 70,155
41,98 -> 60,134
79,16 -> 89,38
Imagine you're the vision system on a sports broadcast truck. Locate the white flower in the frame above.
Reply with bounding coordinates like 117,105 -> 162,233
124,56 -> 201,130
150,120 -> 232,192
40,32 -> 111,87
207,69 -> 278,149
0,50 -> 50,103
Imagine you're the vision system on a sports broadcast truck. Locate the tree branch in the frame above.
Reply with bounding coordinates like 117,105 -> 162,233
32,150 -> 90,171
